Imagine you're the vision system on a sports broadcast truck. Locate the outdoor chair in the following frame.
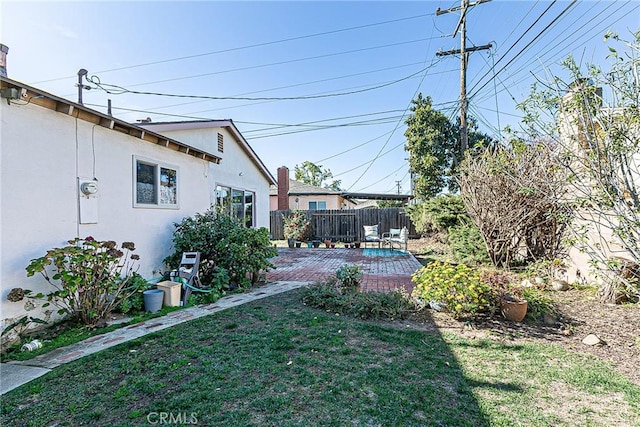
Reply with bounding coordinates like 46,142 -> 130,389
363,224 -> 381,248
169,252 -> 204,305
382,226 -> 409,251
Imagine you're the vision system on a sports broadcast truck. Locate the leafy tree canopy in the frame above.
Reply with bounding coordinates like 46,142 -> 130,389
294,161 -> 342,191
404,93 -> 493,199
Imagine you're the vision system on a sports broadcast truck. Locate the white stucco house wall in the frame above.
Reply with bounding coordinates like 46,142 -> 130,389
0,76 -> 275,340
139,120 -> 273,229
557,84 -> 639,288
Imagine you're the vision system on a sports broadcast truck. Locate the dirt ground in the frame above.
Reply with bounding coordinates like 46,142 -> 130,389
405,237 -> 640,386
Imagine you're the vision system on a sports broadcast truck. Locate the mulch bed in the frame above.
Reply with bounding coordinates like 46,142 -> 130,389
406,238 -> 640,386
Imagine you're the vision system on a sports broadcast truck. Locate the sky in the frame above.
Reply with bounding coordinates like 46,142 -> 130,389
1,1 -> 638,194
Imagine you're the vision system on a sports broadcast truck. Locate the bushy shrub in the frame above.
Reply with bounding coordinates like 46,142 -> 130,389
25,237 -> 140,327
448,224 -> 489,265
301,279 -> 416,320
116,273 -> 153,314
335,264 -> 363,292
411,261 -> 492,318
283,210 -> 311,241
522,287 -> 556,322
165,210 -> 277,288
406,195 -> 469,236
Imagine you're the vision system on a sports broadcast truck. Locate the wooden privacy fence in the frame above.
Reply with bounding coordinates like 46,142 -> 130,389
270,208 -> 416,242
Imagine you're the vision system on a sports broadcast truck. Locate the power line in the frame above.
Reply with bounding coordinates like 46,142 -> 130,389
122,37 -> 442,88
468,1 -> 578,100
110,62 -> 453,119
240,109 -> 408,133
314,130 -> 396,163
32,12 -> 434,84
467,0 -> 557,96
88,64 -> 433,101
469,0 -> 631,109
245,116 -> 407,140
353,164 -> 408,193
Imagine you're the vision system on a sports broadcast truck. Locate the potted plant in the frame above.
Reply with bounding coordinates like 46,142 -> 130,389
283,211 -> 311,247
499,283 -> 528,322
324,239 -> 331,248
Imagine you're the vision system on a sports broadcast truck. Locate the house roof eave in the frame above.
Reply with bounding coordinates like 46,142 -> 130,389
140,120 -> 276,186
0,77 -> 222,164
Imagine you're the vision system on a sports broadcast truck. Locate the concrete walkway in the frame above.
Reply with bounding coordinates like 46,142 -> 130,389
0,281 -> 310,395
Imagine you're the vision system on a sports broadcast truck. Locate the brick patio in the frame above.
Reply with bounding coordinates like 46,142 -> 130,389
266,247 -> 423,293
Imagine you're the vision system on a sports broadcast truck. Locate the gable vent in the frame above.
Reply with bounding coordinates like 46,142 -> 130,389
217,132 -> 224,153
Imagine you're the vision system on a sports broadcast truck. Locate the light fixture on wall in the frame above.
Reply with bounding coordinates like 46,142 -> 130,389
238,172 -> 244,176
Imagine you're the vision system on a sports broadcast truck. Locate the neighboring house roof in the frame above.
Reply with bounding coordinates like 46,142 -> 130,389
269,179 -> 342,197
269,179 -> 411,202
0,77 -> 222,164
140,120 -> 276,186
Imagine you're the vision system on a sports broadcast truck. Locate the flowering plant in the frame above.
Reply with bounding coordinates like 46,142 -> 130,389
283,210 -> 311,241
411,261 -> 492,318
25,237 -> 141,327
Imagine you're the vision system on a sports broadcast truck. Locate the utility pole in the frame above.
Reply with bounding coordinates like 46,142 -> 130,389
436,0 -> 491,153
395,180 -> 402,195
76,69 -> 91,105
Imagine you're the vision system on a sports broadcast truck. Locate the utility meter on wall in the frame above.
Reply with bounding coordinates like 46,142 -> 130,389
80,181 -> 99,196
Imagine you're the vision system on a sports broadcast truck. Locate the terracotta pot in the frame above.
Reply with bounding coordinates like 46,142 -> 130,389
330,243 -> 335,248
324,240 -> 331,248
501,299 -> 528,322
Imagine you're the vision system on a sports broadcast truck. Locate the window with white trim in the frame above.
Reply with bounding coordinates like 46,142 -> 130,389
308,201 -> 326,210
134,157 -> 178,208
215,185 -> 254,227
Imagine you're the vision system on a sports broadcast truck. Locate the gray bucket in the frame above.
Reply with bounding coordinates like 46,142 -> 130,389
143,289 -> 164,313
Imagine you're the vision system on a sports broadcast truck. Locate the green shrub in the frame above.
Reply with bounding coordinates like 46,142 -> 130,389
301,279 -> 415,320
283,210 -> 311,241
411,261 -> 492,318
165,210 -> 277,288
522,287 -> 556,322
448,224 -> 489,265
406,195 -> 469,235
116,273 -> 153,314
25,237 -> 140,327
335,264 -> 363,292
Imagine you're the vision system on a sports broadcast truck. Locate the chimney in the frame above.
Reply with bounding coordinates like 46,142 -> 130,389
277,166 -> 290,210
0,44 -> 8,77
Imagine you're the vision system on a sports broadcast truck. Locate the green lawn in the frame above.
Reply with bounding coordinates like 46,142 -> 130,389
2,289 -> 638,426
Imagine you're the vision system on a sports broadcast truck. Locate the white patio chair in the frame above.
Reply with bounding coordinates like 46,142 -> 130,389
363,224 -> 381,248
382,227 -> 408,251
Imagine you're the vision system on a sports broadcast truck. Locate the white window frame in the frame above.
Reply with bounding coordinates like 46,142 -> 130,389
133,156 -> 179,209
215,184 -> 255,227
309,200 -> 327,210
